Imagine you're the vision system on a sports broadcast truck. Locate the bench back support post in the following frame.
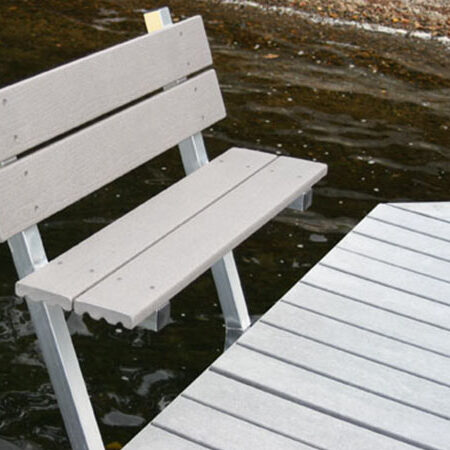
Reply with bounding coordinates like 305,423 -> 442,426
146,8 -> 251,341
8,226 -> 103,450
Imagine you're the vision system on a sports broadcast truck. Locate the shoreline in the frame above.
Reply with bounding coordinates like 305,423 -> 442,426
219,0 -> 450,44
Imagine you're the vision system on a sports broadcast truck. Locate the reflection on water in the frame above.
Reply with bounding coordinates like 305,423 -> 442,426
0,0 -> 448,447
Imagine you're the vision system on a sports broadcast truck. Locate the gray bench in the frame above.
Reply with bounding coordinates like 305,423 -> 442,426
1,7 -> 326,449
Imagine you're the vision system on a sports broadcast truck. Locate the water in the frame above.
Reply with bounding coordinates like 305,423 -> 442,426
0,0 -> 448,447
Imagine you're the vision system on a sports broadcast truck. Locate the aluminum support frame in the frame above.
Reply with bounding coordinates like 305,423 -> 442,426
8,226 -> 103,450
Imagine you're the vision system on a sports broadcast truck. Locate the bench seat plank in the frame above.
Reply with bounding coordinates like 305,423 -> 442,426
73,156 -> 326,327
0,70 -> 225,242
239,321 -> 450,419
302,265 -> 450,330
16,148 -> 276,310
0,16 -> 212,161
262,301 -> 450,386
212,344 -> 450,450
283,283 -> 450,356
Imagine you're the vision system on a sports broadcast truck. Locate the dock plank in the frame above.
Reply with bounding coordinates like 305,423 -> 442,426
351,217 -> 450,261
262,301 -> 450,386
152,396 -> 312,449
338,232 -> 450,281
123,425 -> 206,450
213,344 -> 450,450
392,202 -> 450,221
283,282 -> 450,356
183,371 -> 415,450
301,265 -> 450,330
370,204 -> 449,241
238,322 -> 450,419
320,248 -> 450,306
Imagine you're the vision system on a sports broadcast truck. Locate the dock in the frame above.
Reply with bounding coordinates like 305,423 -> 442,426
125,202 -> 450,449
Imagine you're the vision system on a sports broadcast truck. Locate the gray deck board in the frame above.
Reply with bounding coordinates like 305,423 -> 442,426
370,204 -> 449,241
302,265 -> 450,330
321,248 -> 450,306
152,396 -> 313,449
238,321 -> 450,418
213,345 -> 450,450
123,425 -> 206,450
338,232 -> 450,281
282,283 -> 450,356
351,217 -> 450,261
127,202 -> 450,449
394,202 -> 450,221
183,371 -> 415,450
263,301 -> 450,386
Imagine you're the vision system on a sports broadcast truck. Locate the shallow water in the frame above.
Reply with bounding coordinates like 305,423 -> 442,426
0,0 -> 449,447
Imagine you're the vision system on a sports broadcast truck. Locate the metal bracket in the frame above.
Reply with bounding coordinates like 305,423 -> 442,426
139,303 -> 171,331
289,189 -> 313,212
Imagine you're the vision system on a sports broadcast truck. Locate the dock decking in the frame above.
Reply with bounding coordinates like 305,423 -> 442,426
125,202 -> 450,450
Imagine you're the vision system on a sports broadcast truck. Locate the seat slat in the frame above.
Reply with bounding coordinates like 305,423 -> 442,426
0,16 -> 212,161
262,302 -> 450,386
181,370 -> 415,449
73,156 -> 326,328
212,344 -> 450,450
16,148 -> 276,309
239,322 -> 450,419
0,70 -> 225,241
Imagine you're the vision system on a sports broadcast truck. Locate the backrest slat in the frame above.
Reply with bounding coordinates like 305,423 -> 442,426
0,70 -> 225,241
0,16 -> 211,161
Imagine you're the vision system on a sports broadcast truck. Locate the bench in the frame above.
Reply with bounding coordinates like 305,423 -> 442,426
1,7 -> 327,449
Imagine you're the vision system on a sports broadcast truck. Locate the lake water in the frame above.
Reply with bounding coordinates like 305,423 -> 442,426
0,0 -> 449,448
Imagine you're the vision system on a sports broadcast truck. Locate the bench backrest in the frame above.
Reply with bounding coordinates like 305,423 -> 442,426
0,16 -> 225,242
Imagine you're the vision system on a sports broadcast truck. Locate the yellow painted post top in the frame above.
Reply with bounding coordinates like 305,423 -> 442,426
144,10 -> 164,32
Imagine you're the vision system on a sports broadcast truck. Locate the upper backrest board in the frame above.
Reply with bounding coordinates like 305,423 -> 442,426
0,16 -> 212,161
0,16 -> 226,242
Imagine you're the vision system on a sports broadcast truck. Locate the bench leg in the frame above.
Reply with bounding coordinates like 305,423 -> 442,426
8,226 -> 103,450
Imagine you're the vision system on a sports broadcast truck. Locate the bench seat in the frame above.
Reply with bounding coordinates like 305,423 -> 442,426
16,147 -> 326,328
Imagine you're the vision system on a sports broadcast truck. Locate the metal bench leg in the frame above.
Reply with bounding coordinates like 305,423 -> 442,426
8,226 -> 103,450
